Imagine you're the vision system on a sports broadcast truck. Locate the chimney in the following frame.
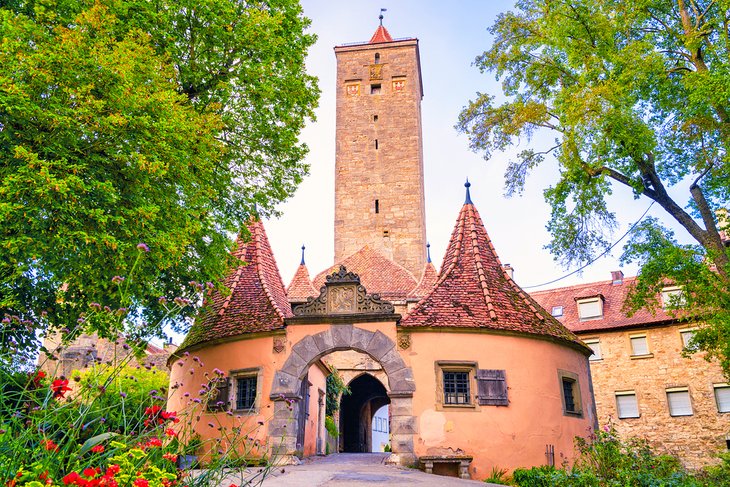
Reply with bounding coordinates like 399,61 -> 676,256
503,264 -> 514,279
611,270 -> 624,285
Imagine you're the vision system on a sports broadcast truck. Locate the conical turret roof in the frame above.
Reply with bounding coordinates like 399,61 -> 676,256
369,24 -> 393,43
409,261 -> 438,299
287,259 -> 319,303
179,219 -> 291,351
401,193 -> 588,351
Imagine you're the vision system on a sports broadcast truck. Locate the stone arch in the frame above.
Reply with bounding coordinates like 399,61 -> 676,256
346,370 -> 388,390
269,325 -> 415,464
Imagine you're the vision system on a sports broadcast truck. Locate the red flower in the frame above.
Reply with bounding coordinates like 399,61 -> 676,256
90,445 -> 105,453
82,468 -> 98,478
31,370 -> 47,387
144,405 -> 162,416
51,379 -> 72,399
62,472 -> 81,485
164,428 -> 177,437
160,411 -> 179,423
163,453 -> 178,462
42,439 -> 59,452
133,479 -> 148,487
104,466 -> 120,477
145,437 -> 162,448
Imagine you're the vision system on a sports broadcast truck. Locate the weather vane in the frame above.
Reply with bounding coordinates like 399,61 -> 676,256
379,8 -> 387,26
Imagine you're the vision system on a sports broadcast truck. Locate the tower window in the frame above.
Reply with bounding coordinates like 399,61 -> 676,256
375,139 -> 379,150
383,230 -> 390,237
374,53 -> 380,64
373,114 -> 378,122
375,200 -> 379,214
370,84 -> 381,95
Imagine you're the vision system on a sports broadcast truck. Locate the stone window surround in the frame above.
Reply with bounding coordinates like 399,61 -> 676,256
629,332 -> 653,359
615,390 -> 640,419
666,386 -> 694,417
557,369 -> 583,418
713,383 -> 730,414
583,337 -> 602,361
229,366 -> 263,414
435,361 -> 479,411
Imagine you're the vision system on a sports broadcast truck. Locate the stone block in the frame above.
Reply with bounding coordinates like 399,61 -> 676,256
312,329 -> 334,353
291,335 -> 320,364
367,330 -> 395,361
388,367 -> 416,393
390,415 -> 418,435
331,324 -> 353,348
350,327 -> 374,352
270,370 -> 299,397
389,396 -> 413,416
281,349 -> 307,379
390,433 -> 414,454
379,347 -> 406,374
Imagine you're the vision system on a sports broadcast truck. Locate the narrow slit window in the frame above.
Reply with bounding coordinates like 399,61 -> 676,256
373,114 -> 378,122
375,200 -> 379,214
375,139 -> 379,149
374,53 -> 380,64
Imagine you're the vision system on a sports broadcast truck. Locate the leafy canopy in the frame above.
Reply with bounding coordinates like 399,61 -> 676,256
458,0 -> 730,372
0,0 -> 319,353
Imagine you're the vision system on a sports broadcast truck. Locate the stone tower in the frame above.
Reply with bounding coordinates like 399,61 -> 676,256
333,23 -> 426,278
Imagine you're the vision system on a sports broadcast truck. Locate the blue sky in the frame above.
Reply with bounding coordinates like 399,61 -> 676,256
264,1 -> 689,291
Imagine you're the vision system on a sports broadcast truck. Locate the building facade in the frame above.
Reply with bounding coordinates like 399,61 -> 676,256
167,23 -> 598,480
531,272 -> 730,468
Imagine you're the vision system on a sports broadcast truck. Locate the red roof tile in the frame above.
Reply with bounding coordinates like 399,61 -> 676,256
312,245 -> 417,301
369,25 -> 393,43
530,276 -> 677,333
179,219 -> 291,350
401,201 -> 586,350
287,264 -> 319,303
409,261 -> 438,299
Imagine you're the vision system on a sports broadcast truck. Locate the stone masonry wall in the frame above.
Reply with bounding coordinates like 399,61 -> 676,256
580,323 -> 729,468
334,40 -> 426,278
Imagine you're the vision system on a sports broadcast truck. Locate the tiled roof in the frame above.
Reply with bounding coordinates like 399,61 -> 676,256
401,201 -> 586,350
312,245 -> 417,301
530,277 -> 677,333
369,25 -> 393,43
179,220 -> 291,351
409,261 -> 438,299
287,264 -> 319,303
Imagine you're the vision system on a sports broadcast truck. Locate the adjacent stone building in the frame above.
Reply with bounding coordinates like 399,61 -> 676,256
531,273 -> 730,468
167,22 -> 598,480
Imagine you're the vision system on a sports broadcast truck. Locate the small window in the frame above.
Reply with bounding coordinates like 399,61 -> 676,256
551,306 -> 564,317
374,53 -> 380,64
662,286 -> 685,309
630,335 -> 650,356
370,84 -> 381,95
375,139 -> 378,149
584,338 -> 602,361
714,384 -> 730,413
375,199 -> 379,214
558,370 -> 582,416
206,378 -> 230,412
236,375 -> 257,411
577,297 -> 603,320
444,371 -> 470,405
666,387 -> 693,416
615,391 -> 640,419
680,329 -> 698,351
373,114 -> 378,122
383,229 -> 389,237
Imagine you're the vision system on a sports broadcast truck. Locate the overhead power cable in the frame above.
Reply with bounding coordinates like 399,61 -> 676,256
521,201 -> 656,290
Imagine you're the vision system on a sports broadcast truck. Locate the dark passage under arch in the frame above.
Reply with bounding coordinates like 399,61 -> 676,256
339,373 -> 389,453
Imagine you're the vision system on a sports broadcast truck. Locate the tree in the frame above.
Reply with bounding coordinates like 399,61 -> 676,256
0,0 -> 318,357
457,0 -> 730,372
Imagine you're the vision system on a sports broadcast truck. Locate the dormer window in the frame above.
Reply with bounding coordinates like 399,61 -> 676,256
661,286 -> 685,309
551,306 -> 564,317
576,297 -> 603,320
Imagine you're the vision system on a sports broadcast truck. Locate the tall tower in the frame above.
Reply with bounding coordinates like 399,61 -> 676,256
333,22 -> 427,278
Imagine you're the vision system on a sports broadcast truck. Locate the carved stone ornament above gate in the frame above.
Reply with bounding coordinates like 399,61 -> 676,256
292,265 -> 395,317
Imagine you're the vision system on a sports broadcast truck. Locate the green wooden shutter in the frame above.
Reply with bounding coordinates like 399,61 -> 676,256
476,369 -> 508,406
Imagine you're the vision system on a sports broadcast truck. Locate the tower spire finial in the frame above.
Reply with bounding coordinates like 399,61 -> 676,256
464,179 -> 473,205
379,8 -> 387,26
427,242 -> 432,263
300,245 -> 306,266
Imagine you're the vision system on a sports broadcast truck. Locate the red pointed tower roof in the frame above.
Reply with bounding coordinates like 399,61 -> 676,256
312,245 -> 417,301
287,245 -> 319,303
402,183 -> 588,351
369,24 -> 393,43
179,219 -> 292,351
409,244 -> 439,299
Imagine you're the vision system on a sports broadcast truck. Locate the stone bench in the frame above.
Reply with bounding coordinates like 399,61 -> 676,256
418,455 -> 473,479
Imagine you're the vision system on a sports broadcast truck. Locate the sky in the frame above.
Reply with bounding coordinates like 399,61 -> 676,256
264,0 -> 692,292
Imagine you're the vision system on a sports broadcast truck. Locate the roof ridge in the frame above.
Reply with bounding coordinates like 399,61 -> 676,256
529,276 -> 635,295
468,206 -> 497,321
253,221 -> 291,320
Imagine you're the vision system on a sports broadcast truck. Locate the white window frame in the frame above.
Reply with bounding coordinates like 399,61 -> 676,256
584,338 -> 602,361
679,327 -> 698,351
666,387 -> 693,417
714,383 -> 730,413
576,297 -> 603,320
551,306 -> 564,317
629,334 -> 651,357
661,286 -> 685,309
615,391 -> 640,419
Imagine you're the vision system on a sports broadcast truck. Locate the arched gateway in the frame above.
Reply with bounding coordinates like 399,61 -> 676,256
269,267 -> 416,464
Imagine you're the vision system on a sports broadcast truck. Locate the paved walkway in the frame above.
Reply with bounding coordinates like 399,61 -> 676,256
253,453 -> 502,486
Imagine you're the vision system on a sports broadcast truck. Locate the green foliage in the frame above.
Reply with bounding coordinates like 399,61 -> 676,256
325,368 -> 350,417
0,0 -> 319,355
484,466 -> 511,485
324,415 -> 338,439
458,0 -> 730,376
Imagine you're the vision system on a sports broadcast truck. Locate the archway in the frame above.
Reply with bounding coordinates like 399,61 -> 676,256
340,373 -> 389,452
269,325 -> 416,464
